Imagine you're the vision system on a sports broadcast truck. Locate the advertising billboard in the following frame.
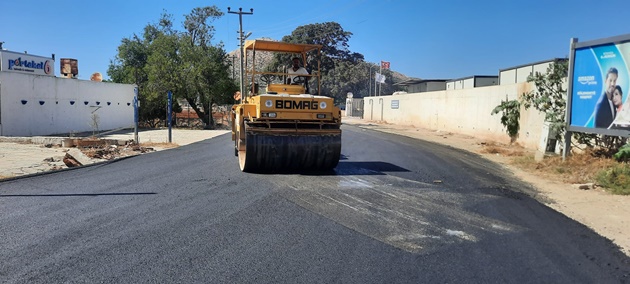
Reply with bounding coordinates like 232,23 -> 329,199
0,50 -> 54,76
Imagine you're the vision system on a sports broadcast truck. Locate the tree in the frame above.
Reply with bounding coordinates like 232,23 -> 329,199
322,61 -> 371,104
281,22 -> 358,71
521,59 -> 569,142
108,6 -> 236,128
272,22 -> 383,102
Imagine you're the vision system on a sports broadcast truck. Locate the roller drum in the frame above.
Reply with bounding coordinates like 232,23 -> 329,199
239,131 -> 341,172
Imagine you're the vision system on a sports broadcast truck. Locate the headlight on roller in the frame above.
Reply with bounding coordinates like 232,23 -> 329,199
319,102 -> 327,109
265,100 -> 273,108
317,114 -> 326,119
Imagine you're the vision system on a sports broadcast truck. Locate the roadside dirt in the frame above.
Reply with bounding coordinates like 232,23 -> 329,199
348,118 -> 630,257
0,129 -> 224,180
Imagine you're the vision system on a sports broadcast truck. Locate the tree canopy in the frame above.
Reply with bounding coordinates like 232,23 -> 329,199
109,10 -> 401,122
108,6 -> 236,127
270,22 -> 399,103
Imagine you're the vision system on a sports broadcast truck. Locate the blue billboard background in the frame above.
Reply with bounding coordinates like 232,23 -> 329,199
570,43 -> 629,129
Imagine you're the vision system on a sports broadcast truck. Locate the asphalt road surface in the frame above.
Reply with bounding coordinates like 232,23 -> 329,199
1,125 -> 629,283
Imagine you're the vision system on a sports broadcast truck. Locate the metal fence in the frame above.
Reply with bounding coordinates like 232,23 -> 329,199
349,98 -> 364,118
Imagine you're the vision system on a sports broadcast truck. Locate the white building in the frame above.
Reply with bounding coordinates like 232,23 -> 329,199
446,75 -> 498,90
499,58 -> 567,85
0,50 -> 135,136
394,79 -> 448,93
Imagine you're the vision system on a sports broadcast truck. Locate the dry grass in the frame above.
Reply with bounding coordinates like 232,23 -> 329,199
479,141 -> 526,157
511,149 -> 618,184
478,141 -> 619,185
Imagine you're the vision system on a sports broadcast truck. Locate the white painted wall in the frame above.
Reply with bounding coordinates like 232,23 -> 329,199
463,78 -> 475,89
361,82 -> 547,150
0,72 -> 135,136
516,66 -> 532,83
533,61 -> 551,76
451,80 -> 464,90
501,61 -> 555,85
500,69 -> 516,85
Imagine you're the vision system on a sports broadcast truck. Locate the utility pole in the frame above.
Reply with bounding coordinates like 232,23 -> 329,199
227,7 -> 253,102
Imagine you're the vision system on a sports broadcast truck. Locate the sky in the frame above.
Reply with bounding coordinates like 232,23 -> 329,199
3,0 -> 630,81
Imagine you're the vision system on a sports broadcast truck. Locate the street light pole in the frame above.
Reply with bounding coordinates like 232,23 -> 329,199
230,55 -> 237,79
379,63 -> 382,96
228,7 -> 253,102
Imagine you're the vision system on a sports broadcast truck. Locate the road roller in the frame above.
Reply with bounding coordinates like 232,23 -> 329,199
231,40 -> 341,172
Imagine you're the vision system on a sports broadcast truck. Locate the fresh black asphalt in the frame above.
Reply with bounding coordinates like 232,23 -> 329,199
0,124 -> 628,283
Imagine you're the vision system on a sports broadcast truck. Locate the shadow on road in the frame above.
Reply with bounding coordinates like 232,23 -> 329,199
0,192 -> 156,197
263,161 -> 410,176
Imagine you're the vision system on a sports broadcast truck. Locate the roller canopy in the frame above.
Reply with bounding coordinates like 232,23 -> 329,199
244,40 -> 321,53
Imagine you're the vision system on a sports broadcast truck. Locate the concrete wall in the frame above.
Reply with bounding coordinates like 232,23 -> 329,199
361,82 -> 547,150
0,72 -> 135,136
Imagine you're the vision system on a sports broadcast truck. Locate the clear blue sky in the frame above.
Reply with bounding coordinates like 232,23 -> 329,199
3,0 -> 630,81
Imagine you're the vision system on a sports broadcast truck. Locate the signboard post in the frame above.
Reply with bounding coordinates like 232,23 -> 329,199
133,87 -> 139,144
167,91 -> 173,143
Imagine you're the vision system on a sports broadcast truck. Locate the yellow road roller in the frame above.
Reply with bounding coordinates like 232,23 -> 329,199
231,40 -> 341,172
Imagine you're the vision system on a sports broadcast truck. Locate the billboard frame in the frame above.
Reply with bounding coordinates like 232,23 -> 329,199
564,33 -> 630,159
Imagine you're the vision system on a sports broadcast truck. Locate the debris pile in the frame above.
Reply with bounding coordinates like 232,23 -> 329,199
78,140 -> 155,160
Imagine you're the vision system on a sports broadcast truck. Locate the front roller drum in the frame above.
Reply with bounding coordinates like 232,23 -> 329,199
238,132 -> 341,172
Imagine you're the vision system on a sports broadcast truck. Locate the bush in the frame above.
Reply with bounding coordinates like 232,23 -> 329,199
613,143 -> 630,162
596,164 -> 630,195
491,98 -> 520,143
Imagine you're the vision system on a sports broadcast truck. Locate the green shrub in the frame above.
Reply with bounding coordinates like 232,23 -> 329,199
491,98 -> 520,142
613,143 -> 630,162
596,164 -> 630,195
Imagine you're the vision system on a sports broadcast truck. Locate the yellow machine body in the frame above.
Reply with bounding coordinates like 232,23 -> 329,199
231,40 -> 341,172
